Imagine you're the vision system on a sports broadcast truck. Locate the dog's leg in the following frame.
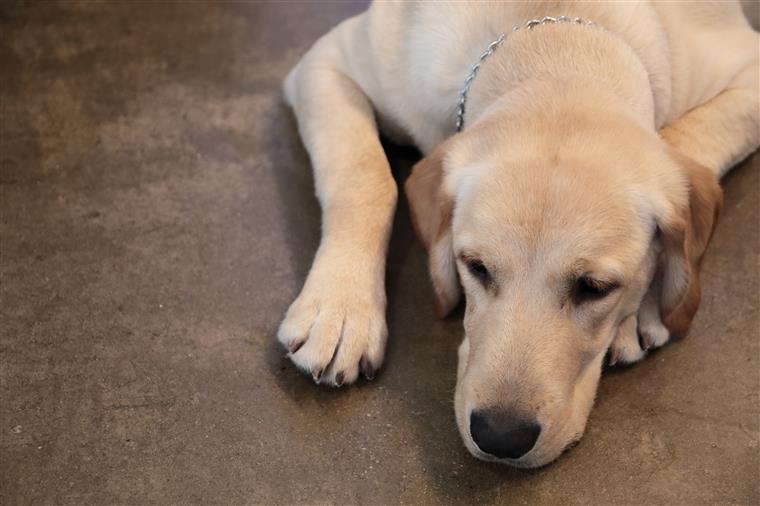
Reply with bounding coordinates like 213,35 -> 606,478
610,60 -> 759,367
278,38 -> 397,386
651,61 -> 757,346
659,63 -> 759,179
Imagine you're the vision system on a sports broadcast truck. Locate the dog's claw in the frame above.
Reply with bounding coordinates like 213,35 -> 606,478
289,340 -> 304,353
607,347 -> 621,366
360,356 -> 375,380
312,368 -> 323,383
638,332 -> 652,351
334,371 -> 344,387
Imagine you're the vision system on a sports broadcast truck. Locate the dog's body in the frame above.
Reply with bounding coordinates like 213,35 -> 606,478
280,1 -> 758,467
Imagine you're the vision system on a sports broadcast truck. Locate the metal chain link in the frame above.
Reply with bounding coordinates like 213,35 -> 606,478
455,16 -> 599,132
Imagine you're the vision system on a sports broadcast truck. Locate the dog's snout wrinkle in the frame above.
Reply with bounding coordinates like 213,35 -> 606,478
469,409 -> 541,460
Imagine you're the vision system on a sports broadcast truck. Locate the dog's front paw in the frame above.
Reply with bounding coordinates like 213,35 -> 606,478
636,287 -> 671,351
608,292 -> 672,366
608,313 -> 645,366
277,275 -> 387,386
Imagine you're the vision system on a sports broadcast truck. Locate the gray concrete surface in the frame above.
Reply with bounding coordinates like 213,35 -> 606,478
1,2 -> 758,504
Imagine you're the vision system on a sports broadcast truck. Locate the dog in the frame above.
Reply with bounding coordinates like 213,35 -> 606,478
278,1 -> 759,467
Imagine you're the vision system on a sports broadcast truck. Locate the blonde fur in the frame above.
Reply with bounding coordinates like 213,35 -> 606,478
280,1 -> 758,466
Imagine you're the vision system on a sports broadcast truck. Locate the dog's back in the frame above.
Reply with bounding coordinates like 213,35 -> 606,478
352,1 -> 756,151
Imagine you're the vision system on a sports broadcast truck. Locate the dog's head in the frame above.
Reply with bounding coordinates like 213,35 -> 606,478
405,107 -> 722,467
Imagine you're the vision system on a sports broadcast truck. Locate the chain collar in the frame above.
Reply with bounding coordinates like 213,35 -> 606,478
455,16 -> 600,132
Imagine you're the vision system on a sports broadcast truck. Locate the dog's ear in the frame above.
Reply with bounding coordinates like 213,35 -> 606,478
404,140 -> 461,317
656,151 -> 723,338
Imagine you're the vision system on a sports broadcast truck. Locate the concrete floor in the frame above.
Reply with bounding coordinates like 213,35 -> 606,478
1,1 -> 758,504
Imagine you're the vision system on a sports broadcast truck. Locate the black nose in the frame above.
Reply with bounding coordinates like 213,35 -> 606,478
470,410 -> 541,459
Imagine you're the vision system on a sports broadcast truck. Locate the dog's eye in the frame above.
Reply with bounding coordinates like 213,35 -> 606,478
573,276 -> 618,304
466,259 -> 490,284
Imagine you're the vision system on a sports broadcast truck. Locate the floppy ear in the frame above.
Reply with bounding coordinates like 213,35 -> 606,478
404,141 -> 461,317
657,151 -> 723,338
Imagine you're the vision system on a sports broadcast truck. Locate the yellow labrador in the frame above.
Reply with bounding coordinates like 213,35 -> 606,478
279,1 -> 758,467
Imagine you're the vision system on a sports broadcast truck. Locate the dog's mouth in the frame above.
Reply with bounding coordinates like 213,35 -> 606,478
467,445 -> 542,468
483,435 -> 582,469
